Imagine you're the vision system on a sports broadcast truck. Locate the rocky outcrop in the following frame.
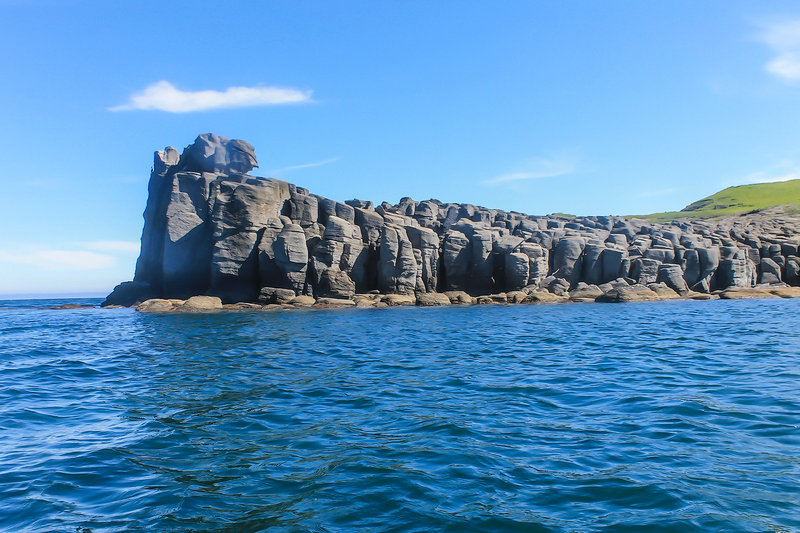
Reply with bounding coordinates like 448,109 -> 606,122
103,134 -> 800,307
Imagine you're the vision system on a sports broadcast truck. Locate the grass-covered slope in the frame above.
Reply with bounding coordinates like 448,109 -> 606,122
638,179 -> 800,223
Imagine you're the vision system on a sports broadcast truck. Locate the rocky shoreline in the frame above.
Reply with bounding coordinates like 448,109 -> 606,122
104,134 -> 800,311
109,285 -> 799,313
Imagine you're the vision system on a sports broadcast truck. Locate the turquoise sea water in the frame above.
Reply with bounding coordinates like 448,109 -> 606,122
1,298 -> 798,532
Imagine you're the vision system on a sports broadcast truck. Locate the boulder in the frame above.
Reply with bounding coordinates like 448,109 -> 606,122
179,295 -> 224,311
314,297 -> 356,307
758,257 -> 782,285
315,270 -> 356,299
136,298 -> 179,312
630,258 -> 660,285
524,291 -> 568,304
444,291 -> 472,304
381,293 -> 417,306
596,285 -> 660,303
656,264 -> 690,295
504,252 -> 530,291
289,295 -> 317,306
569,282 -> 603,302
647,282 -> 681,299
719,288 -> 776,300
102,281 -> 156,307
178,133 -> 257,174
416,293 -> 451,306
258,287 -> 296,304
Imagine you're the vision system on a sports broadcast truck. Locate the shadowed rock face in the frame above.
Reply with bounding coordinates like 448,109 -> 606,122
104,134 -> 800,306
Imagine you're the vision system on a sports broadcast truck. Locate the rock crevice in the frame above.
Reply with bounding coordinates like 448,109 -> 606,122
104,134 -> 800,307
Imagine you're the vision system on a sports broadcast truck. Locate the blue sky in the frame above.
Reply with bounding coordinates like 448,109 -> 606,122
3,0 -> 800,296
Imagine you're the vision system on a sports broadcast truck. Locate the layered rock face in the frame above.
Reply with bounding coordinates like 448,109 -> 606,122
105,134 -> 800,306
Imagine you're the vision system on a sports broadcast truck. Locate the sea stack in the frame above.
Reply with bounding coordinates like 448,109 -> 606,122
104,134 -> 800,307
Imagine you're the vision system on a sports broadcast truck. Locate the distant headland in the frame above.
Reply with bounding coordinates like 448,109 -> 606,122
104,134 -> 800,311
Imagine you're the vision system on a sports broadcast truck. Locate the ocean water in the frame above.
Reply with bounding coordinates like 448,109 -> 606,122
0,298 -> 798,532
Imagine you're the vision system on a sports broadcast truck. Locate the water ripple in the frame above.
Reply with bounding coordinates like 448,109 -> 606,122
0,298 -> 799,531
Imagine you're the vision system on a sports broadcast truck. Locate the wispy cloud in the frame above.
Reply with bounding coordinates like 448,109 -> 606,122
80,241 -> 140,255
0,241 -> 140,272
484,153 -> 577,185
268,157 -> 340,175
109,80 -> 312,113
0,250 -> 116,270
728,160 -> 800,186
756,19 -> 800,81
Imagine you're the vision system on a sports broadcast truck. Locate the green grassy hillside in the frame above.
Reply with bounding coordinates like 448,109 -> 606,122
637,179 -> 800,223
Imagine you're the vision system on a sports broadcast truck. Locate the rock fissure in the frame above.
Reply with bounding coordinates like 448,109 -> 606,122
104,134 -> 800,308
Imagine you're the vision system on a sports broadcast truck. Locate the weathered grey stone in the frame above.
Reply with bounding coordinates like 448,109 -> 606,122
682,249 -> 701,288
258,287 -> 296,304
102,281 -> 157,307
758,257 -> 782,284
161,171 -> 217,298
601,248 -> 629,283
286,192 -> 318,225
786,256 -> 800,285
541,276 -> 571,296
694,247 -> 719,292
112,134 -> 800,309
134,146 -> 180,291
717,247 -> 754,289
406,226 -> 440,292
656,264 -> 689,295
519,243 -> 549,287
504,252 -> 530,291
644,246 -> 676,264
378,226 -> 417,294
582,243 -> 605,285
179,133 -> 257,174
273,223 -> 308,292
569,282 -> 603,301
630,258 -> 660,285
552,237 -> 585,287
442,230 -> 471,291
469,230 -> 494,294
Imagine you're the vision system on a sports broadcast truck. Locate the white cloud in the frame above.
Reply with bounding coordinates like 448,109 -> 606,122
109,80 -> 312,113
0,250 -> 116,271
268,157 -> 340,175
80,240 -> 140,255
757,19 -> 800,81
484,154 -> 577,185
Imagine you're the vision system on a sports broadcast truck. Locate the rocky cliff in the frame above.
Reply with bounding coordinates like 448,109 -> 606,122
104,134 -> 800,307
